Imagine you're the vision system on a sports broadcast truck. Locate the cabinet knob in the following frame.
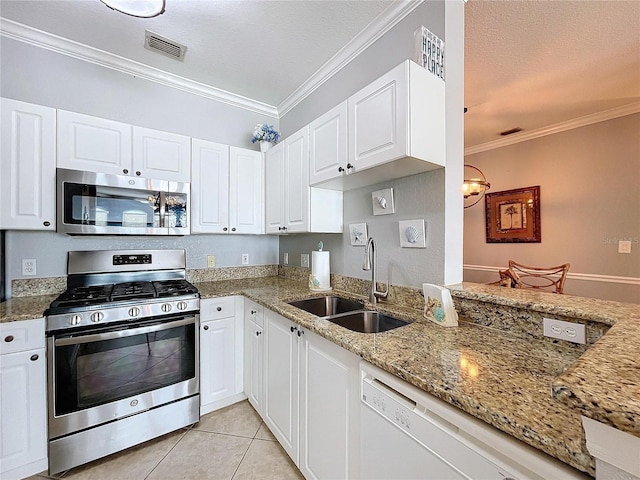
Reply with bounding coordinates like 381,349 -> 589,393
338,166 -> 345,173
43,221 -> 51,227
290,325 -> 298,333
282,226 -> 287,231
346,163 -> 353,170
231,227 -> 236,232
203,325 -> 209,331
217,306 -> 222,311
256,331 -> 262,336
123,169 -> 129,174
30,354 -> 39,361
223,227 -> 228,232
251,310 -> 257,315
297,329 -> 304,337
4,335 -> 14,343
136,171 -> 141,176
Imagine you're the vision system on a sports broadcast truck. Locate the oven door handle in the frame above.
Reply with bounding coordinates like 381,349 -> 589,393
53,316 -> 196,346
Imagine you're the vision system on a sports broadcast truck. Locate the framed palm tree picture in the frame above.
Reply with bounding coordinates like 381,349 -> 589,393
485,186 -> 541,243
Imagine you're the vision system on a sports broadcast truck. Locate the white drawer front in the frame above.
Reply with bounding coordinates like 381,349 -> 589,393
201,297 -> 236,321
0,318 -> 45,355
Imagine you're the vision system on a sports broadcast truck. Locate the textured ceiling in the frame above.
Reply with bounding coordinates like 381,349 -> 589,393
1,0 -> 638,148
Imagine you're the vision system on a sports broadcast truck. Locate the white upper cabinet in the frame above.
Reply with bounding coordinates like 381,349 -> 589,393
191,139 -> 263,234
308,101 -> 348,186
229,146 -> 263,234
314,60 -> 445,190
0,98 -> 56,230
57,110 -> 190,181
132,126 -> 191,182
265,128 -> 343,235
57,110 -> 132,176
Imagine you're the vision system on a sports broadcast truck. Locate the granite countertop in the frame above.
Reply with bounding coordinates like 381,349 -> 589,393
3,277 -> 639,476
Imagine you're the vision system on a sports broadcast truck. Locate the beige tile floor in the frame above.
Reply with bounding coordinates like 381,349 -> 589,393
30,401 -> 304,480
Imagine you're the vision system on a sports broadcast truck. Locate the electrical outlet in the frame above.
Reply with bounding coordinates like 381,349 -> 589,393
284,252 -> 289,265
618,240 -> 632,254
22,258 -> 36,276
242,253 -> 249,265
301,254 -> 309,268
207,255 -> 216,268
543,318 -> 586,344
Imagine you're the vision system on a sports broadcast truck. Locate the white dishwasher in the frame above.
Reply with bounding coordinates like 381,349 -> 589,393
359,362 -> 588,480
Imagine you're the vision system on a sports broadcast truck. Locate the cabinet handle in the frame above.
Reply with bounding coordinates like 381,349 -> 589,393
346,163 -> 353,170
297,329 -> 304,337
136,171 -> 141,176
30,354 -> 39,361
203,325 -> 209,331
290,325 -> 298,333
231,227 -> 236,232
256,331 -> 262,336
123,169 -> 129,174
223,227 -> 228,232
217,306 -> 222,311
338,166 -> 345,173
43,221 -> 51,227
4,335 -> 14,343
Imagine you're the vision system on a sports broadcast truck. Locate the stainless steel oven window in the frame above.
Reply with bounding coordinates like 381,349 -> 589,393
49,316 -> 196,417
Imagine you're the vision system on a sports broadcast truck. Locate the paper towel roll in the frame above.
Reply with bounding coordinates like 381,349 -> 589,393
310,251 -> 331,291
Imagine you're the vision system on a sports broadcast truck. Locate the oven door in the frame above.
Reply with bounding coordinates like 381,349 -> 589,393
47,314 -> 199,439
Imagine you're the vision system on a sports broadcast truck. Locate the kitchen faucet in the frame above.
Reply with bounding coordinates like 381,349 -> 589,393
363,237 -> 389,303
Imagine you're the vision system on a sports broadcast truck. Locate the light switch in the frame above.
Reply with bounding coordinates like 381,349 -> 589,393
618,240 -> 632,254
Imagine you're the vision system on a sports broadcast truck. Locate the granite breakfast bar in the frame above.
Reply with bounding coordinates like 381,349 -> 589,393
3,273 -> 639,477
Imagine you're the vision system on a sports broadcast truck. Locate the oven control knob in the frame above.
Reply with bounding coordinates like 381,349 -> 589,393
161,303 -> 172,313
128,307 -> 140,318
69,314 -> 83,326
90,312 -> 104,323
177,301 -> 188,311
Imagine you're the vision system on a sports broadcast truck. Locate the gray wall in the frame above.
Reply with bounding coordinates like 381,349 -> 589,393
463,113 -> 640,303
279,0 -> 448,288
1,37 -> 279,295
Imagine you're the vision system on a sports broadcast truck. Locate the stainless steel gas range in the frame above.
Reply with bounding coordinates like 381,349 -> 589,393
44,249 -> 200,474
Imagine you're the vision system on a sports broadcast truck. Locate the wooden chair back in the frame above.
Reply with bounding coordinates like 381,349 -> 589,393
507,260 -> 570,294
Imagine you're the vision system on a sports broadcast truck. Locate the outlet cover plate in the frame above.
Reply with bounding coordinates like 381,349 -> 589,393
207,255 -> 216,268
22,258 -> 37,276
543,318 -> 586,344
301,254 -> 309,268
242,254 -> 249,265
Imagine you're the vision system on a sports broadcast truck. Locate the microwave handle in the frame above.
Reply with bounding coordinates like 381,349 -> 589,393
159,191 -> 166,228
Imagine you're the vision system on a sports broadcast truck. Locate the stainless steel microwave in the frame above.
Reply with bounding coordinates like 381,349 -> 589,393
57,168 -> 190,235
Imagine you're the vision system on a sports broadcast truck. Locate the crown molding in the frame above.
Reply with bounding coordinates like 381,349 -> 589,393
0,17 -> 279,118
277,0 -> 424,117
464,101 -> 640,156
463,264 -> 640,286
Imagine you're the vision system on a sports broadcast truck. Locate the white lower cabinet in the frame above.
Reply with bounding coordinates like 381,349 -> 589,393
199,297 -> 245,415
0,318 -> 47,480
257,308 -> 360,478
243,299 -> 264,416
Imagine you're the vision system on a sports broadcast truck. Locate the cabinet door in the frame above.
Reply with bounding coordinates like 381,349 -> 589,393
348,62 -> 408,170
0,349 -> 47,478
132,126 -> 191,182
284,127 -> 309,233
0,98 -> 56,230
244,300 -> 264,416
200,318 -> 236,412
264,142 -> 285,234
229,147 -> 263,234
264,310 -> 299,463
299,329 -> 360,480
191,139 -> 230,233
309,101 -> 348,185
57,110 -> 132,175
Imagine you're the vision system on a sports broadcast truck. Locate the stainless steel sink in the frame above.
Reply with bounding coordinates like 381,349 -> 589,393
288,296 -> 364,317
327,311 -> 409,333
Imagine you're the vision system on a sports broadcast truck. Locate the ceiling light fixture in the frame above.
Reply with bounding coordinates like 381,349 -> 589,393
463,164 -> 491,209
100,0 -> 165,18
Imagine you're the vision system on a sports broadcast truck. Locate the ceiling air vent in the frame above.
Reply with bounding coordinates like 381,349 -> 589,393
500,127 -> 523,136
144,30 -> 187,61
